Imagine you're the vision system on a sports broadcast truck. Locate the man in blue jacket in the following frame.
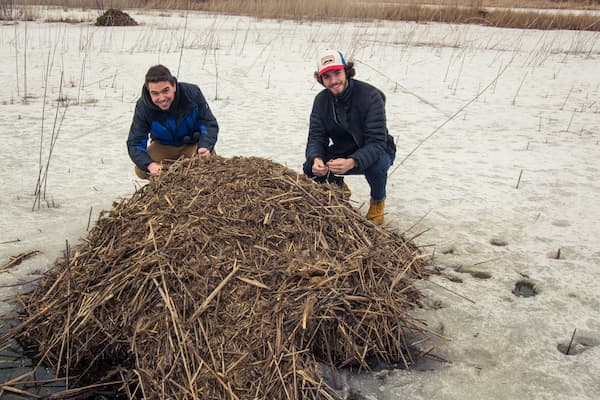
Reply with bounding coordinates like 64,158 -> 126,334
303,49 -> 396,224
127,65 -> 219,179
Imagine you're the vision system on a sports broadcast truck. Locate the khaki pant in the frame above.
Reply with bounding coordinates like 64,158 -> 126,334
134,141 -> 197,179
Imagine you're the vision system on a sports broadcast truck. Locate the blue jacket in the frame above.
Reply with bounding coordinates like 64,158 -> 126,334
306,78 -> 395,172
127,80 -> 219,172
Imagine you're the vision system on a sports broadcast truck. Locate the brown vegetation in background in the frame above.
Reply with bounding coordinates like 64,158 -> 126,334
384,4 -> 600,30
4,0 -> 600,31
1,156 -> 436,399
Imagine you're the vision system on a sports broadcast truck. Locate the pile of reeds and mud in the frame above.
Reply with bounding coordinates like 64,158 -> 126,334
95,8 -> 138,26
4,156 -> 434,399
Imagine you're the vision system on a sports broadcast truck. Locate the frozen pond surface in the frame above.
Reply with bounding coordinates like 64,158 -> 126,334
1,8 -> 599,399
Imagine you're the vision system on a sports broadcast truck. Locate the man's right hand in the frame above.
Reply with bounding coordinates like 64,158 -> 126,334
312,158 -> 329,177
147,162 -> 162,175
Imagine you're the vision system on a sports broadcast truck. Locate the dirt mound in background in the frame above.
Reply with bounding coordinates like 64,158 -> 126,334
5,156 -> 435,399
95,8 -> 138,26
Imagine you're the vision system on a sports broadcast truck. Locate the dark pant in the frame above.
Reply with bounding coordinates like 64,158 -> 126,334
303,152 -> 392,201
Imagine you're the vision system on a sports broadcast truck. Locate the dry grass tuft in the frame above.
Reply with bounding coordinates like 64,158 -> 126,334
384,5 -> 600,30
2,156 -> 436,399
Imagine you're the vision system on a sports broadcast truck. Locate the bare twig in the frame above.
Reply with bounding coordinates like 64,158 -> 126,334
0,251 -> 40,273
566,328 -> 577,355
515,169 -> 523,189
425,279 -> 476,304
391,57 -> 514,175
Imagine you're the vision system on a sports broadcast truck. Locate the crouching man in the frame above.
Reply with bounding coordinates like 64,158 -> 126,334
127,64 -> 219,179
303,49 -> 396,224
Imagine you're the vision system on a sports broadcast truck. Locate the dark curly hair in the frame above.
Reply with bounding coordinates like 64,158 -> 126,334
144,64 -> 176,86
314,61 -> 356,85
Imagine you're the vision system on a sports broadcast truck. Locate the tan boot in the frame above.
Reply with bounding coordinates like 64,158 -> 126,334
366,199 -> 385,225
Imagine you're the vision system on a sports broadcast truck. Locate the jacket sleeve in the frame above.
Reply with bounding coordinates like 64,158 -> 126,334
349,90 -> 388,172
305,94 -> 330,166
192,86 -> 219,150
126,100 -> 153,172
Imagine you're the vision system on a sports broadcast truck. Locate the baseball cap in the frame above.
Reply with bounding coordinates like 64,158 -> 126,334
317,49 -> 346,77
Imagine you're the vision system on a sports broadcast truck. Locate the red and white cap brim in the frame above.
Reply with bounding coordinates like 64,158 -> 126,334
317,49 -> 347,77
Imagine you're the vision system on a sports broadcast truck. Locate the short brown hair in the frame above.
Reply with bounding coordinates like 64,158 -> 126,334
314,61 -> 356,85
145,64 -> 175,86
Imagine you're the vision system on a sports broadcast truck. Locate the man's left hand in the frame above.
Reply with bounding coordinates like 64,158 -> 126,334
326,158 -> 356,175
197,147 -> 211,158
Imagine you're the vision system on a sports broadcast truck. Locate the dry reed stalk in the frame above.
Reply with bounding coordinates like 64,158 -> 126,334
23,22 -> 27,102
32,48 -> 50,211
516,168 -> 524,189
14,23 -> 19,97
41,72 -> 68,200
176,8 -> 189,77
32,70 -> 69,210
512,71 -> 528,105
452,48 -> 468,96
566,108 -> 576,131
76,25 -> 90,105
213,48 -> 219,100
391,58 -> 513,175
0,251 -> 40,272
560,85 -> 574,111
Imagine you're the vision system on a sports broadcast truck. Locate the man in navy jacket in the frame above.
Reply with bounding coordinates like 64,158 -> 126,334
304,49 -> 396,224
127,65 -> 219,179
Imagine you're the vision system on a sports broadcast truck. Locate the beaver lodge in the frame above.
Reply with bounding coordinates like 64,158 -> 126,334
95,8 -> 138,26
1,156 -> 436,399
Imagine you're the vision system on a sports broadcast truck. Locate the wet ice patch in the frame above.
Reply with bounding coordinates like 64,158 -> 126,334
512,279 -> 537,297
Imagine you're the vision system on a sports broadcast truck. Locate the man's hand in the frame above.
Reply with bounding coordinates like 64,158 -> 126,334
147,162 -> 162,175
312,158 -> 329,177
197,147 -> 211,158
326,158 -> 356,175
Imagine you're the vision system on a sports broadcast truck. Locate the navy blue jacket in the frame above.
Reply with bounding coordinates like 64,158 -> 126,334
127,80 -> 219,172
306,78 -> 394,173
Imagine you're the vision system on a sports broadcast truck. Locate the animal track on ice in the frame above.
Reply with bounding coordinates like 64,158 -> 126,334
551,220 -> 571,228
512,279 -> 537,297
489,238 -> 508,246
557,333 -> 600,355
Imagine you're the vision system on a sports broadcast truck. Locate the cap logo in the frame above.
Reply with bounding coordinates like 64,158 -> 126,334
321,55 -> 335,66
317,49 -> 346,77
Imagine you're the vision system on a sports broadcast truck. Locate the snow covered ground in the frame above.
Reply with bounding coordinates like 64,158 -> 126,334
1,8 -> 599,399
